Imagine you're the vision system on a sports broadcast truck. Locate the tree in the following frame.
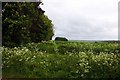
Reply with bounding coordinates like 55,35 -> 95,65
2,2 -> 54,47
55,37 -> 68,41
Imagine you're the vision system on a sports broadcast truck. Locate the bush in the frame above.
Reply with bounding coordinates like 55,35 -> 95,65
55,37 -> 68,41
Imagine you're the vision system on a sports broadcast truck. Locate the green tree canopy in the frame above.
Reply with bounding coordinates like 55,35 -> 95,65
2,2 -> 54,47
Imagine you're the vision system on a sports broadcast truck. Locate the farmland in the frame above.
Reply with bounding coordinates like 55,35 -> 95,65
2,41 -> 120,78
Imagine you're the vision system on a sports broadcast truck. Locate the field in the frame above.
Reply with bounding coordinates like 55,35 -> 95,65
2,41 -> 120,78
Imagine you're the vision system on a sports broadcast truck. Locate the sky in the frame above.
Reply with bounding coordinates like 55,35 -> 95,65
41,0 -> 119,40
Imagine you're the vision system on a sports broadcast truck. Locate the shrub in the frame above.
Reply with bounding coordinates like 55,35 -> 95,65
55,37 -> 68,41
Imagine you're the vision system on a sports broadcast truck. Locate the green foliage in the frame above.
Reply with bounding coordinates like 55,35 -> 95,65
2,41 -> 120,78
55,37 -> 68,41
2,2 -> 54,47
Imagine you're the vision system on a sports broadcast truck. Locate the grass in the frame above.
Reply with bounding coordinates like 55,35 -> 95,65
2,41 -> 120,78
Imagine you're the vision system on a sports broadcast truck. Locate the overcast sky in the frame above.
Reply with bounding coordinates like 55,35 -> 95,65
41,0 -> 119,40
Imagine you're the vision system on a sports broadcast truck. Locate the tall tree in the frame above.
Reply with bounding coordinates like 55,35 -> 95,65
2,2 -> 54,47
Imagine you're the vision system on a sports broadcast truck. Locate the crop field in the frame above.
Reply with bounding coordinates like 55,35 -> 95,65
1,41 -> 120,78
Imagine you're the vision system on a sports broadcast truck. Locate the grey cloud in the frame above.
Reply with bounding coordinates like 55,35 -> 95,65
42,0 -> 118,40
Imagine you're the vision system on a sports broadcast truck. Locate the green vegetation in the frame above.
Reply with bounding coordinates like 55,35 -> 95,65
55,37 -> 68,41
2,2 -> 54,47
1,1 -> 120,79
2,41 -> 120,78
